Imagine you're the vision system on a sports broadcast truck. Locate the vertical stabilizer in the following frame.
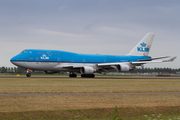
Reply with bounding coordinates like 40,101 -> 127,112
128,33 -> 155,56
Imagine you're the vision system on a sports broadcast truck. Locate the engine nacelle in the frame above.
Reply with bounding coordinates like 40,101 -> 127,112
117,64 -> 130,72
80,66 -> 95,74
44,71 -> 58,74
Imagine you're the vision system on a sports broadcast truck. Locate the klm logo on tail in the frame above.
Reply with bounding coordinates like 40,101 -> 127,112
137,42 -> 149,52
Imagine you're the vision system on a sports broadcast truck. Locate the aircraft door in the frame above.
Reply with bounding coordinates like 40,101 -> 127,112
48,51 -> 52,56
57,57 -> 60,64
29,51 -> 33,59
36,57 -> 39,64
83,59 -> 86,64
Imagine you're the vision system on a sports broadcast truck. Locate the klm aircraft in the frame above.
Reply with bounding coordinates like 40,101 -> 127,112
10,33 -> 176,78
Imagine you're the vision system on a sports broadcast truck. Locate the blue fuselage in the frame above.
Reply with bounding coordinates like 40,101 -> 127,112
10,49 -> 151,64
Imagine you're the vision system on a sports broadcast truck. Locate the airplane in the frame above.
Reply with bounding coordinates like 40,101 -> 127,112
10,33 -> 176,78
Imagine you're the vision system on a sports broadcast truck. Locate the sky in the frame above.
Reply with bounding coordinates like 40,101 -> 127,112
0,0 -> 180,68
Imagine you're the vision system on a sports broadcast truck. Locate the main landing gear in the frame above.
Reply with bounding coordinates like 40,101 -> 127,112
81,74 -> 95,78
69,73 -> 77,77
68,73 -> 95,78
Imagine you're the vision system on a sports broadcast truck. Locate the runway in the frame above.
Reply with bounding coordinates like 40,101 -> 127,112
1,92 -> 180,97
0,76 -> 180,79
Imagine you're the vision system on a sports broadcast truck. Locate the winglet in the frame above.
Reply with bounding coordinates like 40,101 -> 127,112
163,56 -> 177,62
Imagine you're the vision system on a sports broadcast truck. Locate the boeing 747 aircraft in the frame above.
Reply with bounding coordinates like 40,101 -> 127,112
10,33 -> 176,78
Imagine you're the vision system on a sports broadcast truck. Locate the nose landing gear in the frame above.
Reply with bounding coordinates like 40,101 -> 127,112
26,69 -> 32,77
26,73 -> 31,77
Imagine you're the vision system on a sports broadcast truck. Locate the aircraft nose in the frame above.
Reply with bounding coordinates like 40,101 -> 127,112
10,55 -> 18,63
10,57 -> 14,63
10,55 -> 22,67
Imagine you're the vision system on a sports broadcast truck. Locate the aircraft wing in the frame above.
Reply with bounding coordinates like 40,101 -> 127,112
131,56 -> 177,66
162,56 -> 177,62
54,64 -> 83,69
63,64 -> 85,68
97,57 -> 177,66
137,56 -> 170,61
97,62 -> 124,67
97,56 -> 176,69
96,61 -> 163,72
53,56 -> 176,72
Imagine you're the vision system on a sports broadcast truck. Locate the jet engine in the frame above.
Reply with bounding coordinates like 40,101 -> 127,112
80,66 -> 95,74
117,64 -> 130,72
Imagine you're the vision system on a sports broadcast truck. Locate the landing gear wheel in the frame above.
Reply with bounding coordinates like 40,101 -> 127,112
26,73 -> 31,77
69,74 -> 77,78
81,74 -> 95,78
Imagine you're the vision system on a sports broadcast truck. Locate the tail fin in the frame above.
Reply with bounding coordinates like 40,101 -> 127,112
128,33 -> 155,56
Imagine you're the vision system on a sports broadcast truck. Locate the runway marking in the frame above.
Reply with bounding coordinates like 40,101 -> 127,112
1,92 -> 180,96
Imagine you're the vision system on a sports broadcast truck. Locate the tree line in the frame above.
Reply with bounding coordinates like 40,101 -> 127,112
0,66 -> 26,73
0,66 -> 180,74
130,67 -> 180,74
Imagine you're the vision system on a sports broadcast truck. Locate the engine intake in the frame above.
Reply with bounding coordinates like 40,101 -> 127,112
117,64 -> 130,72
80,66 -> 95,74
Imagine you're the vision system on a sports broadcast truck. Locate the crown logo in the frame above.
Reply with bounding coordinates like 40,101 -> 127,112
140,42 -> 147,47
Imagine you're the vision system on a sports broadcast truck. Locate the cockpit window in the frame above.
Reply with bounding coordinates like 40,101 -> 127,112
21,51 -> 28,53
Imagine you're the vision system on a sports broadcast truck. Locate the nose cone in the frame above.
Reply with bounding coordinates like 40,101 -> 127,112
10,55 -> 18,65
10,53 -> 24,66
10,56 -> 16,62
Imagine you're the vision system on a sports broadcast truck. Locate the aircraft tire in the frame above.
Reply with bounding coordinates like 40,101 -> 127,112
69,74 -> 77,78
26,73 -> 31,77
81,74 -> 95,78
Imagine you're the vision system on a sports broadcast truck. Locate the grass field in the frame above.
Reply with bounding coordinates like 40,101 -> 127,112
0,75 -> 180,119
1,76 -> 180,94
